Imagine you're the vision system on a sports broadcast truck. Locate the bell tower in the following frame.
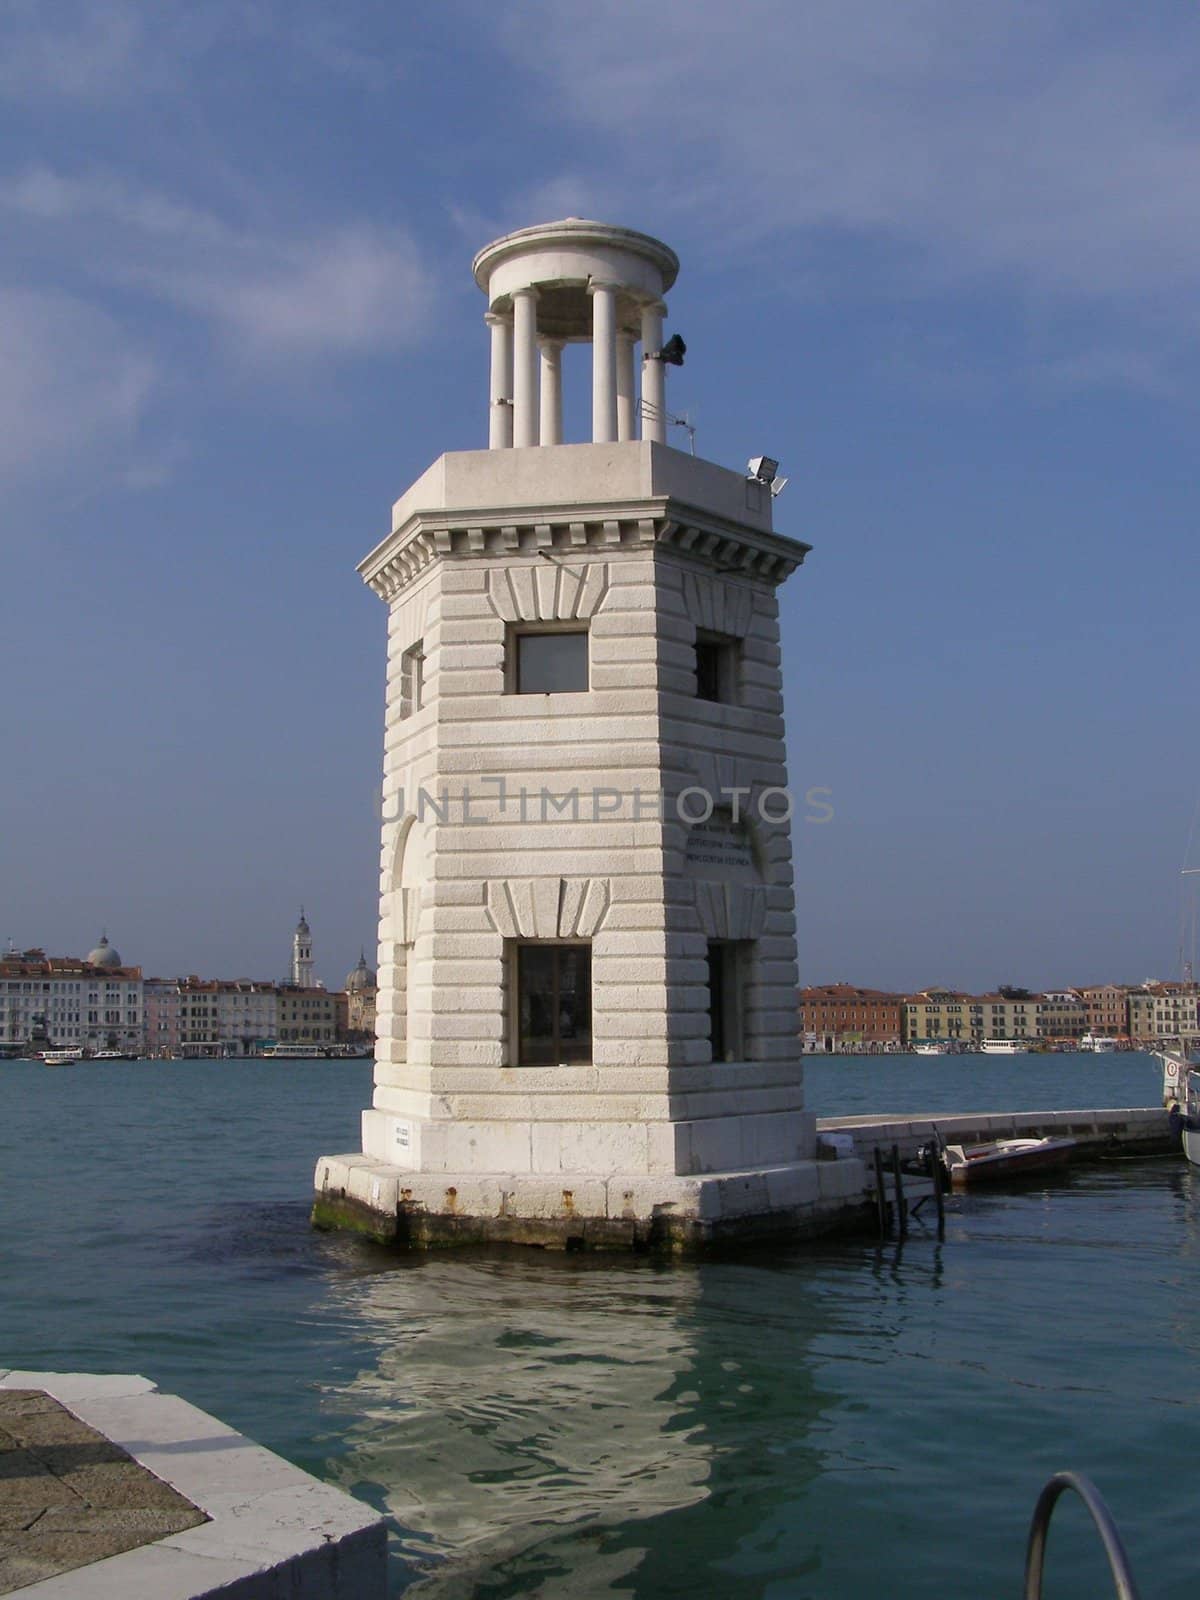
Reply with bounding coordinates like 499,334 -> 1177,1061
292,910 -> 314,989
313,219 -> 865,1250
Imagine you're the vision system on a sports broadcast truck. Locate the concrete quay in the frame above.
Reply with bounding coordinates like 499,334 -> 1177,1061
0,1372 -> 386,1599
817,1106 -> 1173,1167
312,1153 -> 873,1254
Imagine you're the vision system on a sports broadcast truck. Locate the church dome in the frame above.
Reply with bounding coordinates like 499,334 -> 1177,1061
345,952 -> 376,992
87,933 -> 122,968
296,908 -> 310,936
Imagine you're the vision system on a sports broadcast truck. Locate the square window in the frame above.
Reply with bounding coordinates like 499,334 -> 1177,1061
515,943 -> 592,1065
514,629 -> 588,694
695,631 -> 740,703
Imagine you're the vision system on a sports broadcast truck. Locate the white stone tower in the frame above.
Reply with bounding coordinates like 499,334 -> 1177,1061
314,219 -> 865,1250
292,910 -> 314,988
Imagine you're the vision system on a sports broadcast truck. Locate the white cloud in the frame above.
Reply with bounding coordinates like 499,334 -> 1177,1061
0,1 -> 403,103
485,1 -> 1200,316
0,168 -> 436,356
159,226 -> 434,357
0,0 -> 145,100
0,287 -> 155,485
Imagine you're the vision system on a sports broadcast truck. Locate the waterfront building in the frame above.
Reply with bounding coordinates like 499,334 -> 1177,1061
315,217 -> 861,1249
902,991 -> 971,1044
1078,984 -> 1129,1040
0,940 -> 142,1055
344,953 -> 377,1042
1037,991 -> 1090,1042
277,986 -> 337,1046
799,984 -> 903,1052
215,982 -> 279,1054
1151,985 -> 1200,1041
1127,983 -> 1200,1044
167,978 -> 283,1057
176,980 -> 219,1055
143,979 -> 183,1058
903,990 -> 1043,1046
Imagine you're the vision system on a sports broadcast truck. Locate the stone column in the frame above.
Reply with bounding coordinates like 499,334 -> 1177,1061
511,287 -> 539,448
640,301 -> 666,443
616,335 -> 636,442
590,281 -> 619,444
486,312 -> 513,450
538,337 -> 564,445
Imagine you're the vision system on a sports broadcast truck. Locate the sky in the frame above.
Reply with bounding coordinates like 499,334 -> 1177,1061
1,0 -> 1199,993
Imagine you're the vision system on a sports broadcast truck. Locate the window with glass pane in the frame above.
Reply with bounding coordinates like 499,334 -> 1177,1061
695,630 -> 739,703
401,641 -> 424,717
514,630 -> 588,694
706,940 -> 745,1061
517,943 -> 592,1064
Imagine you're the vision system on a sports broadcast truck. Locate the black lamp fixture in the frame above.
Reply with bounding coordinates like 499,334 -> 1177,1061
647,333 -> 686,366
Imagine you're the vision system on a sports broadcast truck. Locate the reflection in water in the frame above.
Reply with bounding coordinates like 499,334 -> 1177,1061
322,1254 -> 833,1598
306,1165 -> 1200,1600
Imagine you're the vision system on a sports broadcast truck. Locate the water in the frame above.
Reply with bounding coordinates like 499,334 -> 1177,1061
2,1053 -> 1196,1598
802,1048 -> 1165,1118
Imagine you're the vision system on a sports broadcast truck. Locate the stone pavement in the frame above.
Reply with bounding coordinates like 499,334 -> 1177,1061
0,1389 -> 206,1595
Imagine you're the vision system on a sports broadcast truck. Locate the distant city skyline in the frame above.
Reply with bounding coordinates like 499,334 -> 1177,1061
3,914 -> 370,994
3,4 -> 1199,987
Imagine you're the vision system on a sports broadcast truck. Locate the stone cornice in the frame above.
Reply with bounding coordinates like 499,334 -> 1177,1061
360,499 -> 811,601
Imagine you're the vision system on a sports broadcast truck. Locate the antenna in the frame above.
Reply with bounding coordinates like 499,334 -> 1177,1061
638,396 -> 696,454
1183,869 -> 1200,987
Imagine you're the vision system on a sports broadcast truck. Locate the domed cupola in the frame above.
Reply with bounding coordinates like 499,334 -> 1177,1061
87,932 -> 122,968
345,952 -> 377,993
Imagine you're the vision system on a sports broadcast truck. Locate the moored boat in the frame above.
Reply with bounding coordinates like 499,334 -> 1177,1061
1183,1070 -> 1200,1167
1080,1034 -> 1119,1052
980,1038 -> 1029,1055
942,1136 -> 1076,1187
1156,1042 -> 1200,1108
913,1042 -> 950,1056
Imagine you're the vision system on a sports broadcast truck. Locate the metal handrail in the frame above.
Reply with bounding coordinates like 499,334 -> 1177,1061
1023,1471 -> 1142,1600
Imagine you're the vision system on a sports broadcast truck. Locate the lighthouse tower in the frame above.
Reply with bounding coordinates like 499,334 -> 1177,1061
313,219 -> 865,1250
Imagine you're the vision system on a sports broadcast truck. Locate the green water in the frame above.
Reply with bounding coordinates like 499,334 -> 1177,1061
1,1054 -> 1195,1597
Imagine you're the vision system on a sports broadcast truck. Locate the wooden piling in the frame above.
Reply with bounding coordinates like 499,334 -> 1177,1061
873,1146 -> 887,1236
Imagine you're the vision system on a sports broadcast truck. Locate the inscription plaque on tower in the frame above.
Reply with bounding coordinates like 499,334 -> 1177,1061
684,810 -> 760,884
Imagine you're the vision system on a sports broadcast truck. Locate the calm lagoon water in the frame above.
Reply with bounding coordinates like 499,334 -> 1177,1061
2,1051 -> 1197,1599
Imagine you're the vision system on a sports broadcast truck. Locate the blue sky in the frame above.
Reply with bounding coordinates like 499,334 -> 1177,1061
2,0 -> 1198,992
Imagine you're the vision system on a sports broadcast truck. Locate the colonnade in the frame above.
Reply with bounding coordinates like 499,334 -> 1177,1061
487,288 -> 668,449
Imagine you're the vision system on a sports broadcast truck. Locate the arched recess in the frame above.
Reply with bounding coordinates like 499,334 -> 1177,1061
380,814 -> 426,1063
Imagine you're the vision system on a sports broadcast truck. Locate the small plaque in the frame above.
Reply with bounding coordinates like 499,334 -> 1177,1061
684,812 -> 760,883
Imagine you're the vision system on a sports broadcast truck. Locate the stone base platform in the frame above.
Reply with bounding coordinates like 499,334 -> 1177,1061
312,1152 -> 871,1253
0,1371 -> 386,1599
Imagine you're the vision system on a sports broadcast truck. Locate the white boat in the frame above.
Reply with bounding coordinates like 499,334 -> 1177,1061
913,1043 -> 950,1056
260,1043 -> 329,1059
1080,1034 -> 1119,1052
980,1039 -> 1029,1055
1177,1069 -> 1200,1166
1157,1043 -> 1200,1108
42,1049 -> 83,1067
942,1136 -> 1076,1187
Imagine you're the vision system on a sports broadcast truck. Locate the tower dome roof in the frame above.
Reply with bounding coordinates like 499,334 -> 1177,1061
87,933 -> 122,968
296,908 -> 310,936
346,952 -> 376,992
